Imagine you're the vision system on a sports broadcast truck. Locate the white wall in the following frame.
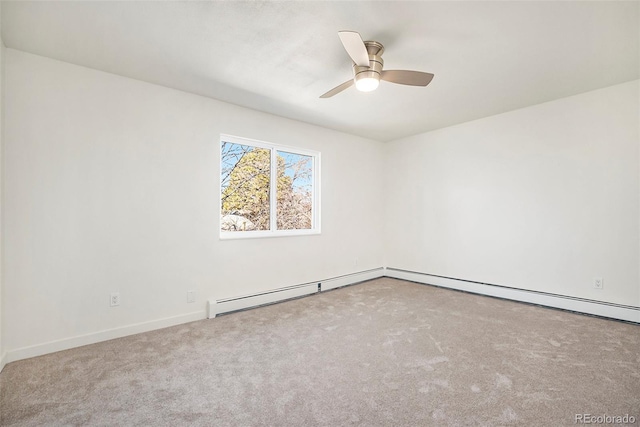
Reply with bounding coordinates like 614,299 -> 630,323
3,49 -> 384,358
385,80 -> 640,308
2,45 -> 638,365
0,4 -> 5,370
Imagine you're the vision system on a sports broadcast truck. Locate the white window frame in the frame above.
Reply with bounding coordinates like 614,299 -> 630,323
220,134 -> 321,240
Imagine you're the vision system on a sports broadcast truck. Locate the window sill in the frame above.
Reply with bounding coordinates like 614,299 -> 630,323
219,229 -> 321,240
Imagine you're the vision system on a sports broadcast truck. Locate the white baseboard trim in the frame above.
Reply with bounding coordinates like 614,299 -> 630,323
3,268 -> 386,365
16,266 -> 626,367
386,268 -> 640,324
3,310 -> 207,366
321,267 -> 385,291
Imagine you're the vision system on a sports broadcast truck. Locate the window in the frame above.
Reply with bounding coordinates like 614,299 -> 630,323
220,134 -> 320,238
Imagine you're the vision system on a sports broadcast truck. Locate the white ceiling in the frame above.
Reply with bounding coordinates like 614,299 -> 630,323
2,1 -> 638,142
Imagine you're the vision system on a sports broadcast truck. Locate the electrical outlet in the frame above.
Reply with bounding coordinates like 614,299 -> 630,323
110,292 -> 120,307
187,290 -> 196,303
593,277 -> 603,290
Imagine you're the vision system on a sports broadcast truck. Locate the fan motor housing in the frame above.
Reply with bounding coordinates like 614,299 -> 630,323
353,41 -> 384,84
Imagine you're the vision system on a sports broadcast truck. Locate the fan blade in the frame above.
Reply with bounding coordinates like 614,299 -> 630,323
381,70 -> 434,86
338,31 -> 370,67
320,79 -> 354,98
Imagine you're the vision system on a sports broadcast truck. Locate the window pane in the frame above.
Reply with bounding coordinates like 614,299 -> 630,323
276,150 -> 313,230
221,141 -> 271,231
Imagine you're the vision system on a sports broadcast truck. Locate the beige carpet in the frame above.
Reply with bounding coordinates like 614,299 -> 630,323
1,278 -> 639,426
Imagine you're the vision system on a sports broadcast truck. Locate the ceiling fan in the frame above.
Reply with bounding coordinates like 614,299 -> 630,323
320,31 -> 434,98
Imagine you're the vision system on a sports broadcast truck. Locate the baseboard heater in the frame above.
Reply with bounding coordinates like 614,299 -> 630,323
386,267 -> 640,324
207,283 -> 317,319
207,267 -> 385,318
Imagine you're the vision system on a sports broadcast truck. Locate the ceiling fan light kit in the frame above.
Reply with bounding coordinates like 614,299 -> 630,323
320,31 -> 434,98
354,40 -> 383,92
355,75 -> 379,92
